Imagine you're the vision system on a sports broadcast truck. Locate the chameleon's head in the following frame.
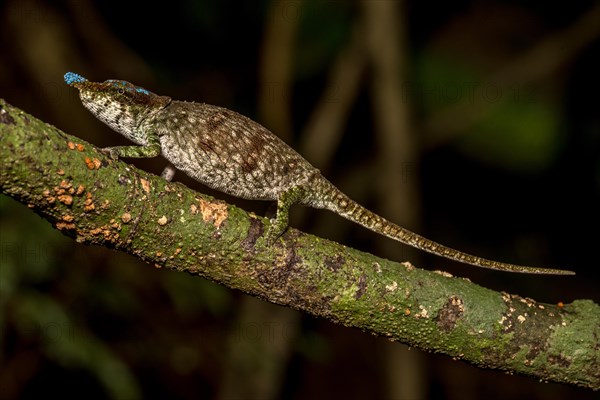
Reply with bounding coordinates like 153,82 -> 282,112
64,72 -> 171,144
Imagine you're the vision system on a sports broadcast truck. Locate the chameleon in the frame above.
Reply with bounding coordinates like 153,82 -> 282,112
64,72 -> 574,275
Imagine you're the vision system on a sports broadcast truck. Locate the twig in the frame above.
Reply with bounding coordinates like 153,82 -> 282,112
1,100 -> 598,390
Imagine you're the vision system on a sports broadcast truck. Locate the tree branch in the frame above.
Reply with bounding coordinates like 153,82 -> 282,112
0,99 -> 598,390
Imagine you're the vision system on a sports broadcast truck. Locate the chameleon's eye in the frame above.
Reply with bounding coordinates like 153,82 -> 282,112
118,88 -> 125,94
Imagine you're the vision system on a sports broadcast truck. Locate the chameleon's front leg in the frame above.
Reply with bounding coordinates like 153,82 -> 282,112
101,128 -> 177,182
265,185 -> 306,244
102,132 -> 179,182
101,128 -> 162,160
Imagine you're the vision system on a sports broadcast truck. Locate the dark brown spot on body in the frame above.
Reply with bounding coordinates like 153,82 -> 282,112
241,155 -> 259,173
198,137 -> 217,153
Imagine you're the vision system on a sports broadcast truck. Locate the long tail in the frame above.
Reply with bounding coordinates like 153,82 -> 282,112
311,179 -> 574,275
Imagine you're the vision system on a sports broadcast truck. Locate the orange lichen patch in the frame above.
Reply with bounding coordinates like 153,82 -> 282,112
157,216 -> 168,226
75,185 -> 85,195
198,198 -> 228,228
89,227 -> 103,236
85,224 -> 121,242
83,193 -> 95,211
140,178 -> 151,193
42,189 -> 56,204
169,248 -> 182,259
107,229 -> 119,240
121,212 -> 132,223
57,169 -> 65,175
48,180 -> 73,206
56,222 -> 76,230
62,214 -> 75,222
67,141 -> 85,151
57,194 -> 73,205
84,157 -> 101,170
405,309 -> 411,316
557,302 -> 564,308
49,181 -> 80,206
190,203 -> 198,215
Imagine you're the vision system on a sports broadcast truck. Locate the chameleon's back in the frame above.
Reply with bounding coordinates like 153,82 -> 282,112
151,101 -> 318,201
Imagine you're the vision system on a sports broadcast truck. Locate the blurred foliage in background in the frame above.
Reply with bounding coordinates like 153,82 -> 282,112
1,0 -> 599,399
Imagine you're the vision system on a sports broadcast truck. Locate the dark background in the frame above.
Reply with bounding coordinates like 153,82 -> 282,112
1,0 -> 599,399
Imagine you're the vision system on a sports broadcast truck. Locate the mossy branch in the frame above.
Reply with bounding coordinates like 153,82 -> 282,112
0,99 -> 598,390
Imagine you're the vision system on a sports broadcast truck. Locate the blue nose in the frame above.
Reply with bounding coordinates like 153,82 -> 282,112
64,72 -> 88,86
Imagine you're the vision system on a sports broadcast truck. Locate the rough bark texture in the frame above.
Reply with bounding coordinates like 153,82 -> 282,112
0,99 -> 598,390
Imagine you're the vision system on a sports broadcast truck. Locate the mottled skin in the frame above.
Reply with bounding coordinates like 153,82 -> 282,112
64,72 -> 574,275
